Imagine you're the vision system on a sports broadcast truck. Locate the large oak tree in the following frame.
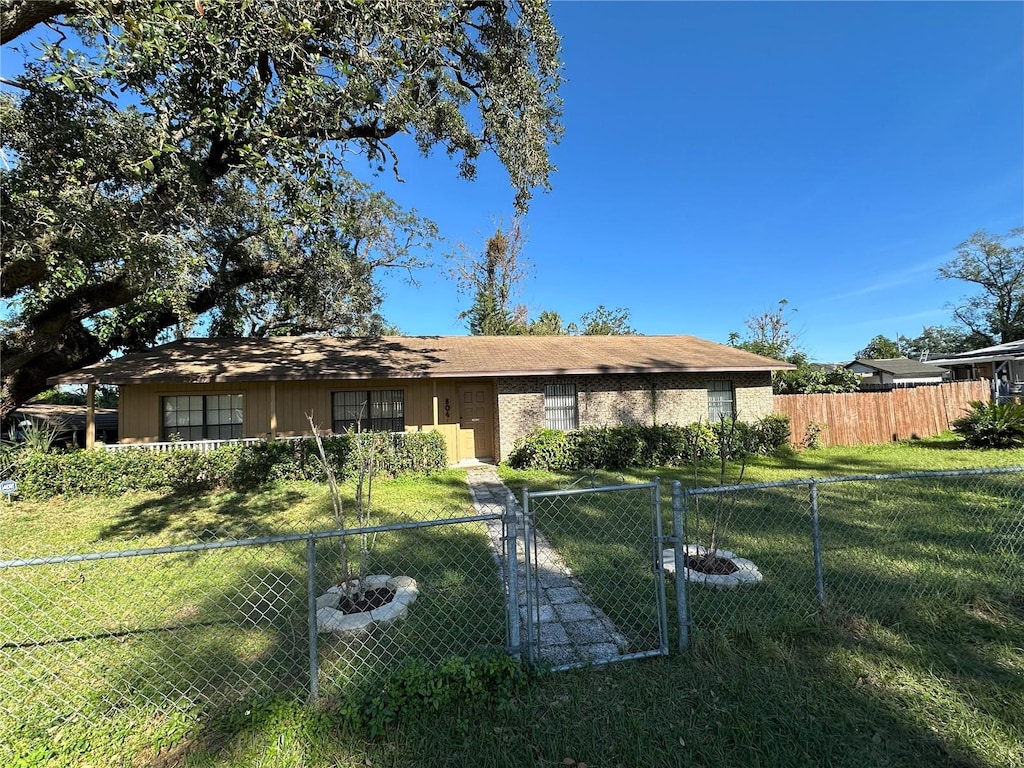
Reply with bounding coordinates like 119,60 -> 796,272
0,0 -> 563,418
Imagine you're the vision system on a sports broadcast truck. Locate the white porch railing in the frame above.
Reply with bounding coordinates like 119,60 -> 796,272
100,435 -> 308,453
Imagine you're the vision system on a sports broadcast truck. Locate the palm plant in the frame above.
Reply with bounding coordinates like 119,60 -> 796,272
952,400 -> 1024,448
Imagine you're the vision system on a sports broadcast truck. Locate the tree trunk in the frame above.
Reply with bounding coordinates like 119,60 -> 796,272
0,1 -> 80,44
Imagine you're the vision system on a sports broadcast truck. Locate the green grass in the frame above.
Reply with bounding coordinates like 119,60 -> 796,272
2,438 -> 1023,767
1,470 -> 509,767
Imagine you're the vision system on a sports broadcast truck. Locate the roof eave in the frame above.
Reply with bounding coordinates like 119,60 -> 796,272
927,355 -> 1019,367
49,363 -> 793,386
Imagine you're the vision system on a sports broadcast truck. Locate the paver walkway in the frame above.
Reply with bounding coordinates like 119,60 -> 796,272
464,464 -> 628,667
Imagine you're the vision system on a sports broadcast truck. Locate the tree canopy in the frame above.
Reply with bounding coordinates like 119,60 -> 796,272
727,299 -> 799,362
852,326 -> 983,362
939,228 -> 1024,346
899,325 -> 984,360
855,335 -> 903,360
0,0 -> 564,418
565,305 -> 637,336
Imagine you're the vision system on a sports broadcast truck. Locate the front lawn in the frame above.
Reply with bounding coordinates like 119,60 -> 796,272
1,438 -> 1021,767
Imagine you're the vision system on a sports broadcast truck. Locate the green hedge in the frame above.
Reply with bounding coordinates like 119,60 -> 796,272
506,416 -> 792,472
14,431 -> 448,499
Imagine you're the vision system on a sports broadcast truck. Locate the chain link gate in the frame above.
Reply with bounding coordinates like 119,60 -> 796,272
519,478 -> 670,670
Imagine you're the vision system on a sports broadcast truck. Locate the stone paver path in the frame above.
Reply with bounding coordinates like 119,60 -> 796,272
464,464 -> 628,667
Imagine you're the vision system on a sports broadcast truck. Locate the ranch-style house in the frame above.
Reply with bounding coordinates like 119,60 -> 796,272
50,335 -> 794,463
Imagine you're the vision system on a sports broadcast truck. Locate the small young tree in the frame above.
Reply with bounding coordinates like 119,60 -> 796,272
307,414 -> 351,589
450,219 -> 530,336
685,415 -> 759,573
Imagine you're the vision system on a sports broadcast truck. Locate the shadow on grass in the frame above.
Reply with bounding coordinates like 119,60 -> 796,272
475,470 -> 1023,767
1,482 -> 510,767
97,486 -> 313,542
331,597 -> 1020,768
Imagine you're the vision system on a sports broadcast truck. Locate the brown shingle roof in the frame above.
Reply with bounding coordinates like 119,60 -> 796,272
847,358 -> 948,377
49,335 -> 795,385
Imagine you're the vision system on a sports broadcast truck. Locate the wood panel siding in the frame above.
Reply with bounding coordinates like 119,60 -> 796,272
774,380 -> 990,447
119,378 -> 492,462
119,381 -> 270,442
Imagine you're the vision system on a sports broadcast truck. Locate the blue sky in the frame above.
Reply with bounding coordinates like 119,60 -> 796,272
369,1 -> 1024,362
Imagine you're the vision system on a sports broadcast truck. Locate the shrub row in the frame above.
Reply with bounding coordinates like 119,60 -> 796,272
15,431 -> 448,499
506,416 -> 792,471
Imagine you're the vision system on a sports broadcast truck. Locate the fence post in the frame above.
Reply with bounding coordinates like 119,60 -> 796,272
306,537 -> 320,700
521,488 -> 537,664
652,478 -> 669,656
672,481 -> 690,652
504,490 -> 521,660
809,481 -> 826,614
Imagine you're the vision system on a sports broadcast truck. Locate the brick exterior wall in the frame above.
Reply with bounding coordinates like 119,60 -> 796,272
495,371 -> 773,461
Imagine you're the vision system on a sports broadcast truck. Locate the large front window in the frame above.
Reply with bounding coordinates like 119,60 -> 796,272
332,390 -> 405,433
162,394 -> 242,441
544,383 -> 578,430
708,380 -> 735,422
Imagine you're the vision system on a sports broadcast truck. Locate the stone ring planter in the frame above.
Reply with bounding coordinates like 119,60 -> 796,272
661,544 -> 763,589
316,574 -> 419,636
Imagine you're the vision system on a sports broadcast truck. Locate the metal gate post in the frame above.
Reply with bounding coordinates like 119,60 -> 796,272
504,490 -> 522,660
652,478 -> 669,656
521,488 -> 537,664
306,536 -> 320,700
672,481 -> 690,652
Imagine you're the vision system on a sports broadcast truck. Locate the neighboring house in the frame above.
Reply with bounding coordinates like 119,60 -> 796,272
844,358 -> 948,390
928,339 -> 1024,399
11,403 -> 119,447
48,335 -> 794,463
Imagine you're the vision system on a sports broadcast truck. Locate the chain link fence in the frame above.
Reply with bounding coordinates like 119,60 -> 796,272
0,502 -> 512,766
4,466 -> 1022,763
313,512 -> 512,700
676,467 -> 1024,646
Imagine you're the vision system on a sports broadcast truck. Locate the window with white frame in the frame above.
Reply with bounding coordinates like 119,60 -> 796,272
544,383 -> 578,430
332,390 -> 405,433
707,380 -> 735,422
161,394 -> 243,441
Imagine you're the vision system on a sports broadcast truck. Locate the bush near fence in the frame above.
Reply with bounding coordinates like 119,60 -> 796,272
507,417 -> 792,472
14,431 -> 448,498
774,380 -> 990,448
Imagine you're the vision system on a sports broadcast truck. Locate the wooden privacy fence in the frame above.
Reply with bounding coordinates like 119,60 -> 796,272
774,380 -> 991,448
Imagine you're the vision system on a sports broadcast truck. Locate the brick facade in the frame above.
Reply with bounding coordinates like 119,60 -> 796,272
495,371 -> 773,461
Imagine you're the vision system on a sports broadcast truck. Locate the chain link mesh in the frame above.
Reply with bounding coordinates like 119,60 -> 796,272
681,482 -> 817,637
313,508 -> 510,700
681,468 -> 1024,644
523,483 -> 666,668
4,467 -> 1022,763
0,537 -> 309,766
0,501 -> 509,765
